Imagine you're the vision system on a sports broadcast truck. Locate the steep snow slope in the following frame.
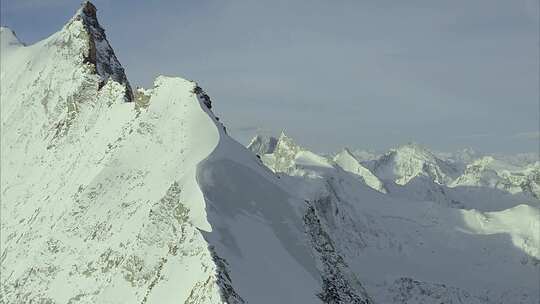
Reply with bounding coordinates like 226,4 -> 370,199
255,134 -> 539,304
1,3 -> 373,303
0,27 -> 24,50
2,3 -> 539,304
333,148 -> 387,193
0,23 -> 225,300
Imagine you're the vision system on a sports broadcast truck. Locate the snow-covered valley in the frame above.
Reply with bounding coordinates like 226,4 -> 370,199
1,2 -> 538,304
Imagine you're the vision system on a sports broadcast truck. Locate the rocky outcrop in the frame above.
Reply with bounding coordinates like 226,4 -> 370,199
74,1 -> 133,101
247,135 -> 278,156
304,202 -> 372,304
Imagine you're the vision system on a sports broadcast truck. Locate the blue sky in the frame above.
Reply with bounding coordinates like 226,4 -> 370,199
2,0 -> 539,154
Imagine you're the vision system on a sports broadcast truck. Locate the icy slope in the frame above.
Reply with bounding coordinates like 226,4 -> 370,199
2,2 -> 539,304
1,63 -> 225,303
333,148 -> 387,193
1,3 -> 374,303
0,3 -> 226,303
254,134 -> 539,303
0,5 -> 242,300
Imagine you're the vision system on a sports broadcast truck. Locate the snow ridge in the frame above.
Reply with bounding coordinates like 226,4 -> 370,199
2,2 -> 539,304
0,27 -> 23,49
333,148 -> 387,193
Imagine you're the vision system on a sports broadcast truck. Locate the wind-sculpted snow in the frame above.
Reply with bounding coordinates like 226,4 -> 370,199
0,71 -> 225,302
1,2 -> 539,303
0,4 -> 229,303
0,3 -> 377,303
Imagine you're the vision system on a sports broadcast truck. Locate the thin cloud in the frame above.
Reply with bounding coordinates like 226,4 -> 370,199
514,131 -> 540,140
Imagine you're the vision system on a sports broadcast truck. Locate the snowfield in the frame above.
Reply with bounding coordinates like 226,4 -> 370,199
1,2 -> 539,304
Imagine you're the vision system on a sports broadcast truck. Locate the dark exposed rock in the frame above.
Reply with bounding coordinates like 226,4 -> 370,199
77,1 -> 133,102
304,201 -> 373,304
208,246 -> 246,304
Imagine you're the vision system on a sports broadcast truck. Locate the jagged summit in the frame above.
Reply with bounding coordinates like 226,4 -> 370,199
66,1 -> 133,101
1,1 -> 134,134
450,156 -> 540,198
79,1 -> 98,19
275,130 -> 302,150
372,142 -> 459,185
2,3 -> 539,304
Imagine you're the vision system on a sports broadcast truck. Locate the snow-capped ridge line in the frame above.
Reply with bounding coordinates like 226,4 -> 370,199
0,26 -> 24,49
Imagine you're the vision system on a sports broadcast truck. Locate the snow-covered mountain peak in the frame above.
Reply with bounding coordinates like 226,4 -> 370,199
450,156 -> 540,198
333,148 -> 387,193
372,142 -> 459,185
2,3 -> 539,303
59,1 -> 133,101
276,130 -> 299,149
334,147 -> 368,165
0,26 -> 23,50
1,1 -> 134,146
337,147 -> 356,157
391,142 -> 435,158
247,134 -> 278,155
262,131 -> 304,172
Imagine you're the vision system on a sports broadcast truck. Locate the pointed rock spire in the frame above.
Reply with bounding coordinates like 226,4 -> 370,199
66,1 -> 133,102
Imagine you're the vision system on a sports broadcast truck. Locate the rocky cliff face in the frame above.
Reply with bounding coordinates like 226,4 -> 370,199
1,2 -> 538,304
76,2 -> 133,101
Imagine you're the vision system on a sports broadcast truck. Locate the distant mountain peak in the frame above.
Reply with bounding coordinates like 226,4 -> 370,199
276,130 -> 301,151
334,148 -> 387,193
373,142 -> 459,185
247,135 -> 278,155
391,142 -> 434,157
340,147 -> 356,157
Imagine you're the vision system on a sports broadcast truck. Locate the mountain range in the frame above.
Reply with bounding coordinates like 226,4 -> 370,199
1,2 -> 538,303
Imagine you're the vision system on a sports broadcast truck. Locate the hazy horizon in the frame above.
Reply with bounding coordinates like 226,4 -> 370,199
2,0 -> 539,154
